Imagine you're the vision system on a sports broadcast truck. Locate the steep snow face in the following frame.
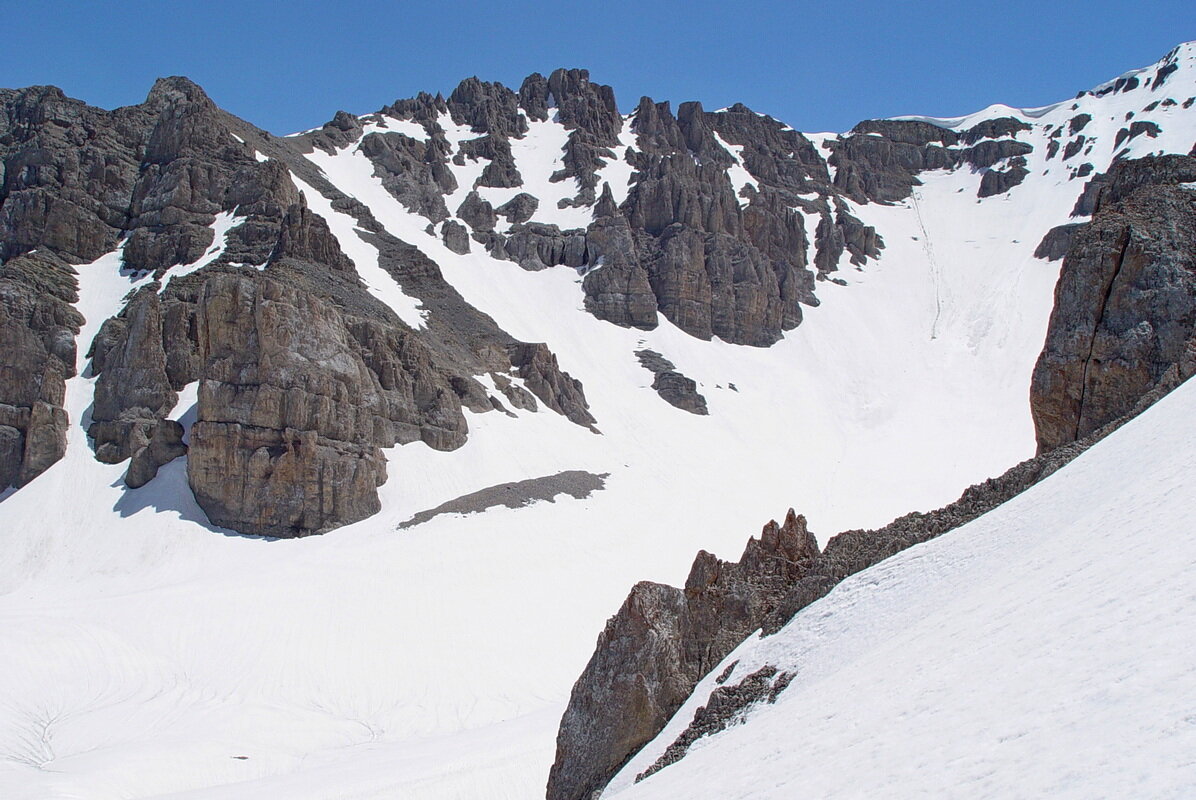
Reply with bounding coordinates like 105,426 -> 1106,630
606,373 -> 1196,800
0,45 -> 1194,800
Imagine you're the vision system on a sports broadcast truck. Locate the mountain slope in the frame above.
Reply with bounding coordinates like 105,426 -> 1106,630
604,366 -> 1196,800
0,43 -> 1193,800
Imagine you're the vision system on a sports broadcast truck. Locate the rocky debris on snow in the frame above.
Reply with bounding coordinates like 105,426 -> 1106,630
1031,154 -> 1196,452
634,665 -> 794,783
635,349 -> 708,415
547,509 -> 818,800
396,470 -> 608,529
0,250 -> 81,489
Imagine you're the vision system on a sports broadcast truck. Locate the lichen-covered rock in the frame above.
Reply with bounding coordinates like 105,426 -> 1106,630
1031,155 -> 1196,452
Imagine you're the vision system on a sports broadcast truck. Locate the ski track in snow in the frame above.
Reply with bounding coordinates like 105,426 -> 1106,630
1,43 -> 1195,799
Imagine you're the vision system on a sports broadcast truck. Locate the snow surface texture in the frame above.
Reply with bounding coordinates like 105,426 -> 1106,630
1,44 -> 1195,799
607,372 -> 1196,800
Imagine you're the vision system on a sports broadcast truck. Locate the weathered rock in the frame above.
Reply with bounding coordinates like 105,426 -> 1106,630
0,249 -> 81,488
635,349 -> 708,414
441,219 -> 470,254
456,190 -> 496,233
550,357 -> 1191,800
547,510 -> 818,800
89,287 -> 177,463
582,187 -> 659,329
187,271 -> 469,536
1034,223 -> 1084,261
1031,155 -> 1196,452
508,342 -> 596,428
124,419 -> 187,488
977,156 -> 1030,197
359,130 -> 454,223
501,222 -> 586,270
635,665 -> 793,783
447,77 -> 526,138
495,192 -> 539,224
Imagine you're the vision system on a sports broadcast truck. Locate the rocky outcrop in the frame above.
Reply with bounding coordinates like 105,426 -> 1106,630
88,287 -> 179,465
359,130 -> 455,223
1034,223 -> 1084,261
508,342 -> 596,428
829,117 -> 1035,204
549,368 -> 1183,799
1031,155 -> 1196,452
635,349 -> 708,415
187,270 -> 468,536
0,250 -> 81,488
547,510 -> 818,800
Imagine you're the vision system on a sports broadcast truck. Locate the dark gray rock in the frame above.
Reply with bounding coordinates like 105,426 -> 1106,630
456,190 -> 497,233
635,665 -> 793,782
1031,155 -> 1196,452
495,192 -> 538,224
508,342 -> 596,428
635,349 -> 707,414
0,251 -> 80,487
359,130 -> 455,223
441,219 -> 470,254
456,134 -> 523,189
977,156 -> 1029,198
446,77 -> 526,139
1034,223 -> 1083,261
502,222 -> 586,270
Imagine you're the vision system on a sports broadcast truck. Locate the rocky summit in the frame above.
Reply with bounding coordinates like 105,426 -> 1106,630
1,39 -> 1196,800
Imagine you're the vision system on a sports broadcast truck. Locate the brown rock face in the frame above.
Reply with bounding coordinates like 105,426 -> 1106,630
0,250 -> 82,489
546,510 -> 818,800
187,272 -> 467,537
1031,155 -> 1196,452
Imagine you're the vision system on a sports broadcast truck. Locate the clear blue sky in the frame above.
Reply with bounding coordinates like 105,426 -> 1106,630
2,0 -> 1193,134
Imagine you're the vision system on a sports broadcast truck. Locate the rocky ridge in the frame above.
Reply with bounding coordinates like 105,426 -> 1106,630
0,76 -> 597,536
546,152 -> 1196,800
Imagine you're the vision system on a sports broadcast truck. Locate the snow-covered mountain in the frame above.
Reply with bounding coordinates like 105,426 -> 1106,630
0,40 -> 1193,800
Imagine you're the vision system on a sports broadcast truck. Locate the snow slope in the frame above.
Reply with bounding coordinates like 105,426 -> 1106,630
0,45 -> 1194,800
606,375 -> 1196,800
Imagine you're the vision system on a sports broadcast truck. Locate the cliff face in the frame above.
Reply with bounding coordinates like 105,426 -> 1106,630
1031,155 -> 1196,452
0,75 -> 597,535
547,511 -> 819,800
547,154 -> 1196,800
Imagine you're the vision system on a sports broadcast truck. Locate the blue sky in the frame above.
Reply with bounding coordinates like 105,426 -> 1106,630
1,1 -> 1193,134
